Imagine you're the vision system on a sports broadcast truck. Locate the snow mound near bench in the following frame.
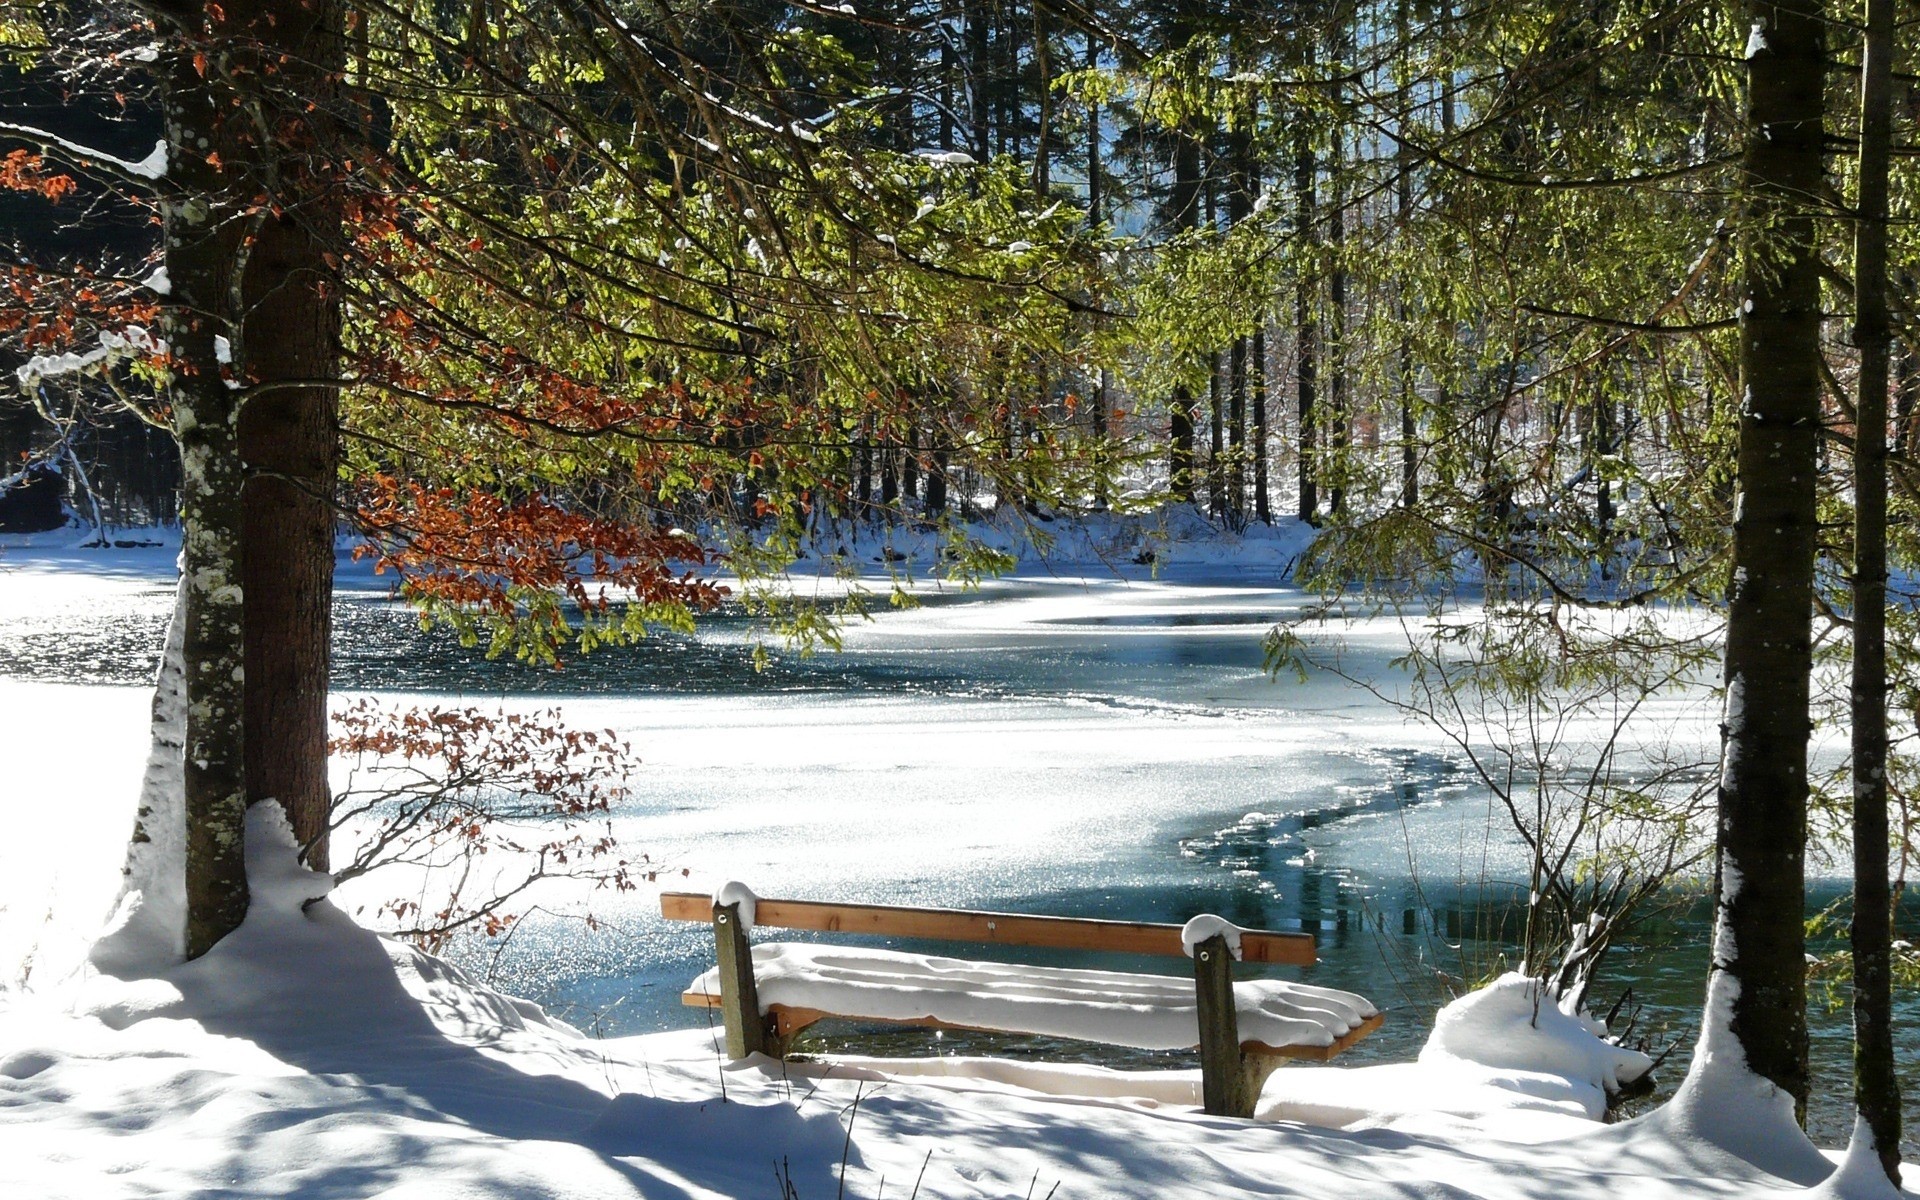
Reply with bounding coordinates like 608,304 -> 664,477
1422,973 -> 1653,1099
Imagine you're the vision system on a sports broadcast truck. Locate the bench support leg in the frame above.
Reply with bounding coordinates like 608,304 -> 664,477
713,901 -> 769,1060
1194,933 -> 1258,1118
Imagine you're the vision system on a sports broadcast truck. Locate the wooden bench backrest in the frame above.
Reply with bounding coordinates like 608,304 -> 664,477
658,892 -> 1316,966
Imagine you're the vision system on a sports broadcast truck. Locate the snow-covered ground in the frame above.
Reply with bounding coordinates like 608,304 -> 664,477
0,523 -> 1912,1197
0,801 -> 1905,1200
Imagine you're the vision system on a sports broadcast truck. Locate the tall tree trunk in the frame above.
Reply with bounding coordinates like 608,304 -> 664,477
1086,27 -> 1109,511
1208,352 -> 1225,517
856,430 -> 873,513
1228,106 -> 1252,523
901,424 -> 919,503
240,0 -> 344,870
1325,22 -> 1350,517
880,441 -> 899,508
967,0 -> 990,160
160,12 -> 251,957
1168,121 -> 1201,503
1848,0 -> 1901,1179
1294,117 -> 1318,524
1395,0 -> 1417,510
1712,0 -> 1825,1117
1252,326 -> 1271,523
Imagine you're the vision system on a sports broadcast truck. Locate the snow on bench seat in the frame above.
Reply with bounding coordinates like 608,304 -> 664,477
686,942 -> 1379,1055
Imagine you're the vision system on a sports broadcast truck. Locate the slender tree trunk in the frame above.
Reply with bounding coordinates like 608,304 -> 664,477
1294,118 -> 1318,524
1325,22 -> 1350,517
902,424 -> 919,503
1252,326 -> 1271,523
1395,0 -> 1417,509
1593,397 -> 1615,579
1848,0 -> 1901,1179
967,0 -> 990,161
1168,122 -> 1201,503
1032,2 -> 1050,196
1228,340 -> 1246,522
1208,351 -> 1225,517
855,421 -> 873,513
1086,28 -> 1109,511
880,441 -> 899,508
1228,107 -> 1252,524
1712,0 -> 1825,1117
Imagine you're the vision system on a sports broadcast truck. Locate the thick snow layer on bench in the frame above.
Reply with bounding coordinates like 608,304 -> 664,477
687,942 -> 1377,1052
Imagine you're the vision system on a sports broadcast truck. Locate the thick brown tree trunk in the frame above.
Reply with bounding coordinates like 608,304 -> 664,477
240,8 -> 343,864
1712,0 -> 1824,1116
154,0 -> 346,956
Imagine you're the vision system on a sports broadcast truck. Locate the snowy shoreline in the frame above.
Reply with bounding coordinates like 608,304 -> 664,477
2,520 -> 1912,1198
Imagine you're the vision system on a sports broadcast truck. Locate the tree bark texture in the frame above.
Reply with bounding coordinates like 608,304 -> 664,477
158,0 -> 347,957
1294,119 -> 1318,523
239,0 -> 345,871
1714,0 -> 1824,1117
1167,125 -> 1201,503
160,13 -> 249,960
1847,0 -> 1901,1179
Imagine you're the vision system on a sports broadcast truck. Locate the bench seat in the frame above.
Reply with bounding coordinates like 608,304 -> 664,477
685,942 -> 1381,1058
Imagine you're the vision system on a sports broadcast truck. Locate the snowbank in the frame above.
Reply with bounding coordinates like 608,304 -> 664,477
0,808 -> 1911,1199
1421,972 -> 1653,1108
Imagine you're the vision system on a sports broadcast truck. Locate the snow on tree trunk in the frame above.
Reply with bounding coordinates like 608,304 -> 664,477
1699,0 -> 1824,1125
90,574 -> 188,975
158,7 -> 255,959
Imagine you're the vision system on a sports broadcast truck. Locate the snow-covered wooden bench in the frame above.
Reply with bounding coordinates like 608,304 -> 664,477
661,886 -> 1382,1118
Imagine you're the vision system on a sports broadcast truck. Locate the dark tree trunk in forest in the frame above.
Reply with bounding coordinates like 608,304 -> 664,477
1395,0 -> 1417,510
1086,28 -> 1109,511
1208,352 -> 1224,516
855,425 -> 873,511
1712,0 -> 1824,1117
967,0 -> 991,161
1227,110 -> 1252,523
1294,118 -> 1318,524
1252,327 -> 1270,523
1325,22 -> 1350,517
1228,340 -> 1246,521
1167,123 -> 1200,503
1848,0 -> 1901,1179
926,450 -> 948,516
880,442 -> 899,507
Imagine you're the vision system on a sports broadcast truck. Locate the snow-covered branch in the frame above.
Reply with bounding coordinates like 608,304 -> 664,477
0,121 -> 166,190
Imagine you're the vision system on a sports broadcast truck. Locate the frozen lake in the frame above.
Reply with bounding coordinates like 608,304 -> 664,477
0,545 -> 1911,1151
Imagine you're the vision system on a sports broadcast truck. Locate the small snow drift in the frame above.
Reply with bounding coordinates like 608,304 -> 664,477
1420,973 -> 1653,1106
1260,972 -> 1655,1131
